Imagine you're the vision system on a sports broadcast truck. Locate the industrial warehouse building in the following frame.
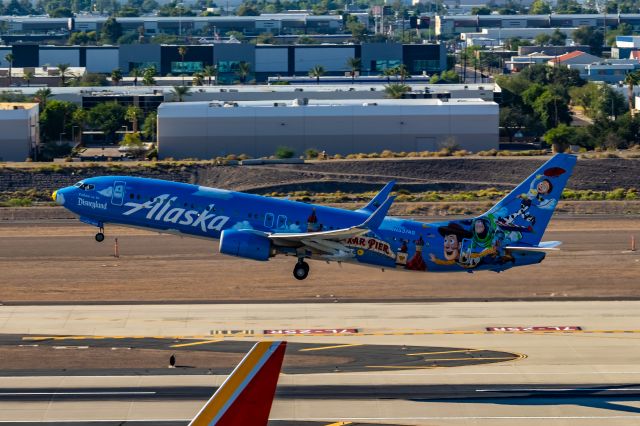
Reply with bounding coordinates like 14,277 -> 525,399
157,98 -> 498,159
0,102 -> 39,162
0,42 -> 446,84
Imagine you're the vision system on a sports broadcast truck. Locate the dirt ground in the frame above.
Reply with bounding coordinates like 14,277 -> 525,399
0,216 -> 638,303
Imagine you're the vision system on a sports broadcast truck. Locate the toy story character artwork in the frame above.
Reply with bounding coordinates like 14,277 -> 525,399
395,239 -> 409,267
497,167 -> 566,228
306,208 -> 322,232
406,235 -> 427,271
429,223 -> 472,266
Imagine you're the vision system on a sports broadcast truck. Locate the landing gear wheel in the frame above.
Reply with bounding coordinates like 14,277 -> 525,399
95,228 -> 105,243
293,260 -> 309,280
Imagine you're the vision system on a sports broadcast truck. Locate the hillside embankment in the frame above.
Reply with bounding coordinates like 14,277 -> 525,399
1,156 -> 638,196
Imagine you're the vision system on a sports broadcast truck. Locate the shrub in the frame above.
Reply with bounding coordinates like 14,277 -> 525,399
304,148 -> 319,159
275,146 -> 295,159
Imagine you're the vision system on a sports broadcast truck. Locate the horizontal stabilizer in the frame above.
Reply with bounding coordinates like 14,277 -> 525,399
189,341 -> 286,426
506,241 -> 563,252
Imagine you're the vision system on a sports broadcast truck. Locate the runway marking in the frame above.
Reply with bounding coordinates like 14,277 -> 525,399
365,365 -> 441,369
0,391 -> 156,396
476,388 -> 640,392
21,329 -> 640,342
325,422 -> 352,426
419,356 -> 519,362
407,349 -> 482,356
169,339 -> 222,348
299,344 -> 363,352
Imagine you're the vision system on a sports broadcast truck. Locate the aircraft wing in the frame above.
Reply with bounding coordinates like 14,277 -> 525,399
268,195 -> 395,245
505,241 -> 563,252
188,341 -> 287,426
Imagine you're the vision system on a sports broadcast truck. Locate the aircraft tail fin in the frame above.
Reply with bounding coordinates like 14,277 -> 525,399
358,181 -> 396,214
482,153 -> 577,247
188,341 -> 287,426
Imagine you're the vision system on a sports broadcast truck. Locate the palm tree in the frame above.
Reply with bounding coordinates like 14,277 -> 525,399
34,88 -> 52,109
4,53 -> 13,86
178,46 -> 188,84
125,106 -> 143,133
171,85 -> 191,102
203,65 -> 217,85
382,67 -> 396,84
23,70 -> 34,87
346,57 -> 361,83
308,65 -> 325,84
192,72 -> 204,86
624,71 -> 640,117
111,68 -> 123,86
130,68 -> 140,86
57,63 -> 70,87
397,64 -> 409,83
142,67 -> 156,86
384,83 -> 411,99
236,61 -> 251,84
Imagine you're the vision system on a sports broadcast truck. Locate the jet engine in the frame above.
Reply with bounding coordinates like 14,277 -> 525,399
219,229 -> 273,261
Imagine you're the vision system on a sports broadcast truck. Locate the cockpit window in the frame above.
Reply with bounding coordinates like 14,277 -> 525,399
74,182 -> 95,190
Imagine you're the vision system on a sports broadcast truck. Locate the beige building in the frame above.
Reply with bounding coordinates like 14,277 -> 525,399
0,102 -> 39,161
157,98 -> 498,160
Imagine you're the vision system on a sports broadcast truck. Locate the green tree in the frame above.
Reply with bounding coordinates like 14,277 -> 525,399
346,57 -> 361,83
470,5 -> 491,14
203,65 -> 217,85
111,68 -> 123,86
142,66 -> 156,85
22,70 -> 34,87
530,0 -> 551,14
171,85 -> 191,101
119,132 -> 145,157
533,88 -> 572,129
4,53 -> 14,86
236,3 -> 259,15
544,124 -> 574,152
87,102 -> 126,142
192,72 -> 204,86
534,33 -> 551,46
384,83 -> 411,99
500,105 -> 528,141
130,68 -> 141,86
101,17 -> 123,44
624,71 -> 640,117
49,6 -> 73,16
142,113 -> 157,140
346,20 -> 366,42
430,70 -> 460,84
573,26 -> 604,55
71,108 -> 88,143
34,87 -> 52,109
39,100 -> 78,142
550,29 -> 567,46
236,61 -> 251,84
308,65 -> 325,84
124,105 -> 143,132
56,63 -> 71,87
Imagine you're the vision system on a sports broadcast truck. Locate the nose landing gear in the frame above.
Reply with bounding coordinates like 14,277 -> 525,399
293,259 -> 309,280
95,227 -> 105,242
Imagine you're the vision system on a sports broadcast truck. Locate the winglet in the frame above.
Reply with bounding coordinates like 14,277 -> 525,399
189,341 -> 287,426
357,181 -> 396,214
359,195 -> 395,231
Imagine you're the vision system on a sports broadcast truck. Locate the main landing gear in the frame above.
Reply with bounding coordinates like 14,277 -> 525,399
95,227 -> 105,242
293,259 -> 309,280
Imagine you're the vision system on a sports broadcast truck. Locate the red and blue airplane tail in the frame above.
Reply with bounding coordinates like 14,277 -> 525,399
189,341 -> 287,426
483,153 -> 577,247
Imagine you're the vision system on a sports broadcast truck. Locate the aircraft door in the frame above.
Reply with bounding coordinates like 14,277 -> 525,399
111,181 -> 126,206
277,215 -> 287,229
264,213 -> 274,228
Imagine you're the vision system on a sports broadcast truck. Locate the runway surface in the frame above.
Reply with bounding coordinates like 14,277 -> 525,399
1,301 -> 640,425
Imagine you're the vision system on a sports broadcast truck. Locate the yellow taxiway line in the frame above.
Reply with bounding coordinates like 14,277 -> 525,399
299,344 -> 363,352
170,339 -> 222,348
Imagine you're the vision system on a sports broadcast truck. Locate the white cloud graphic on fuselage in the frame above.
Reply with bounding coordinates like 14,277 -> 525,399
232,220 -> 254,230
98,187 -> 113,197
193,187 -> 234,200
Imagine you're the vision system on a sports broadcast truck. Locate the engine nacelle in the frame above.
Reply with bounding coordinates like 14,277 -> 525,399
219,229 -> 272,261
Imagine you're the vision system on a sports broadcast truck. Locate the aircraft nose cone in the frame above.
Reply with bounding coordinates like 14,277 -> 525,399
53,189 -> 65,206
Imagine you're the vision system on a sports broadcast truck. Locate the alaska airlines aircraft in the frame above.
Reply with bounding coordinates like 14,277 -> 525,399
53,153 -> 576,280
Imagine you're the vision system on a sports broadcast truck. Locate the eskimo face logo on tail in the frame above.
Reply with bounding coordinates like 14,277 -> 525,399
123,194 -> 229,232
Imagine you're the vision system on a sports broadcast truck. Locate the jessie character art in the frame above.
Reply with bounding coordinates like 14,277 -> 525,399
406,235 -> 427,271
429,223 -> 473,266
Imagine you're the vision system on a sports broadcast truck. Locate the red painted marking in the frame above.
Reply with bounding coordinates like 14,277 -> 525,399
544,167 -> 566,177
263,329 -> 358,335
486,326 -> 582,332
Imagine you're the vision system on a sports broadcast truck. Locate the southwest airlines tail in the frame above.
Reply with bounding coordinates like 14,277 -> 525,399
483,153 -> 577,247
189,341 -> 287,426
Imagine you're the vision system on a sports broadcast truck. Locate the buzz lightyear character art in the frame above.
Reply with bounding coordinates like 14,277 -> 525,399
497,167 -> 566,227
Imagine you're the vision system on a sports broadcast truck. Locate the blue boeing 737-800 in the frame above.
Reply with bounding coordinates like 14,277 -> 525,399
53,154 -> 576,280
